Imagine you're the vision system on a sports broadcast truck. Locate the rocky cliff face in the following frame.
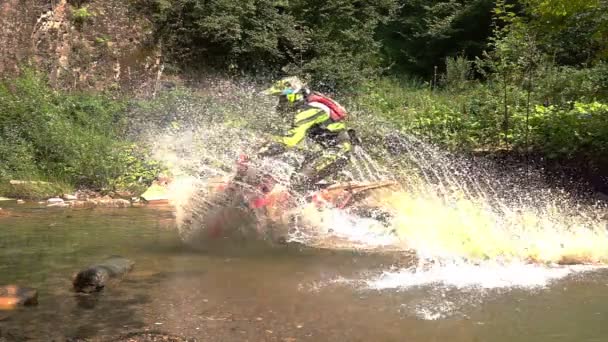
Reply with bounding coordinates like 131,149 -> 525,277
0,0 -> 162,93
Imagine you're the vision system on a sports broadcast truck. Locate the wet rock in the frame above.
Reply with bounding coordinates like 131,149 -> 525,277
68,200 -> 93,209
73,256 -> 134,293
0,285 -> 38,310
140,181 -> 170,205
74,189 -> 99,200
48,202 -> 70,208
0,208 -> 9,217
47,197 -> 64,204
16,199 -> 25,204
68,198 -> 132,208
63,194 -> 78,201
99,198 -> 131,208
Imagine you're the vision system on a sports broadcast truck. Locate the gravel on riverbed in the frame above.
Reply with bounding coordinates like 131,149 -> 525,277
113,331 -> 199,342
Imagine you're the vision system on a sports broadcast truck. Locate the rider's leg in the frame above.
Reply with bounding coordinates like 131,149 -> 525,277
292,147 -> 350,192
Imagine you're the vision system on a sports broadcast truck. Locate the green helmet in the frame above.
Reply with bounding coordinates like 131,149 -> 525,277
262,76 -> 306,103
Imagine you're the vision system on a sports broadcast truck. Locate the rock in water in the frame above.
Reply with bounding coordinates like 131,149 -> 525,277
47,197 -> 64,205
68,198 -> 132,208
63,194 -> 78,201
48,202 -> 69,208
0,285 -> 38,310
73,256 -> 134,293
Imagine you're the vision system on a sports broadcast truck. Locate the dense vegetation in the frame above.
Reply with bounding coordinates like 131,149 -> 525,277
145,0 -> 397,88
0,71 -> 161,198
1,0 -> 607,197
146,0 -> 608,159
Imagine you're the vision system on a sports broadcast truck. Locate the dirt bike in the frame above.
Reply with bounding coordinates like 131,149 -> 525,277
181,149 -> 397,245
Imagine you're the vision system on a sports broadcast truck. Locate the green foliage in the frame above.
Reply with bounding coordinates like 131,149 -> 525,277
518,102 -> 608,159
4,0 -> 608,193
442,55 -> 473,92
528,0 -> 600,17
0,71 -> 161,194
0,181 -> 73,201
521,0 -> 608,65
534,62 -> 608,105
72,6 -> 94,25
108,144 -> 165,195
148,0 -> 397,89
0,131 -> 38,180
352,65 -> 608,159
379,0 -> 495,76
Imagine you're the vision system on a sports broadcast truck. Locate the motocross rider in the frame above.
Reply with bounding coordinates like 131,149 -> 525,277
257,76 -> 355,191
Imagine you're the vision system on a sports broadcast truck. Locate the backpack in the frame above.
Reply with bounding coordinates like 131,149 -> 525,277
307,93 -> 348,121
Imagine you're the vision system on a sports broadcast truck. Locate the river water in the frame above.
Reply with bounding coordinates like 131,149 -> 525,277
1,202 -> 608,341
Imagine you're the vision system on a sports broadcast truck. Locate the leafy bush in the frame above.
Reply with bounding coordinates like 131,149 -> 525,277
534,63 -> 608,105
379,0 -> 495,76
0,130 -> 38,180
107,144 -> 165,195
147,0 -> 397,89
515,102 -> 608,159
0,70 -> 160,194
442,56 -> 474,93
351,70 -> 608,161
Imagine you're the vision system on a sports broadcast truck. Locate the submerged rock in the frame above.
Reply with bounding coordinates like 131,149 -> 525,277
73,256 -> 134,293
0,285 -> 38,310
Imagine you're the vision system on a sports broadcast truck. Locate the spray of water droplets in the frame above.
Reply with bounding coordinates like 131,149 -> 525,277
130,77 -> 608,292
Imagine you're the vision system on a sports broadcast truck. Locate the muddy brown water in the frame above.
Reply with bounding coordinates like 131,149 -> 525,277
1,202 -> 607,341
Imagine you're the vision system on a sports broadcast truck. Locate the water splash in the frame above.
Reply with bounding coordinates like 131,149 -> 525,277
375,132 -> 608,265
366,261 -> 603,290
133,79 -> 608,269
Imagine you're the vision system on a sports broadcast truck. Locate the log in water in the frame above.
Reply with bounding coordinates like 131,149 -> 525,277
72,256 -> 135,293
